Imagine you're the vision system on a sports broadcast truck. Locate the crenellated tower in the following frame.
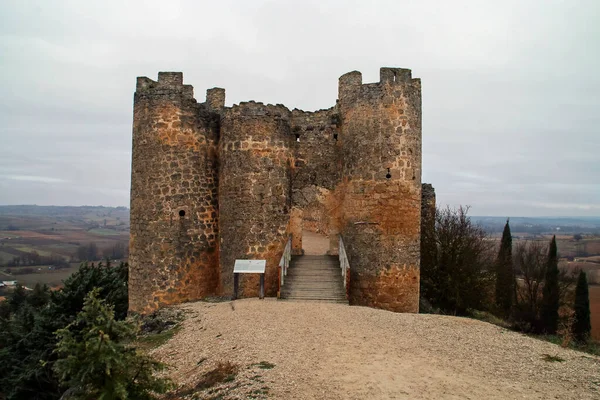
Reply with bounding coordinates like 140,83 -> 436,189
218,102 -> 293,297
129,72 -> 220,313
337,67 -> 422,312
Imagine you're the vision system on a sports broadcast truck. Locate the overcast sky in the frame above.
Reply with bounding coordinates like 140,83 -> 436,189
0,0 -> 598,216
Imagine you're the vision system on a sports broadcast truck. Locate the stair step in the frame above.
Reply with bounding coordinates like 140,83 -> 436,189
282,296 -> 348,304
281,255 -> 347,304
283,282 -> 344,287
281,293 -> 346,300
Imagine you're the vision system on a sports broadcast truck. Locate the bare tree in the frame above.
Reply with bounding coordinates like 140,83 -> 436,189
420,206 -> 495,315
513,240 -> 547,331
513,239 -> 580,333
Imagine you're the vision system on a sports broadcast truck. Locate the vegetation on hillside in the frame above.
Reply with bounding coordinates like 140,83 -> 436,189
541,236 -> 560,334
572,271 -> 591,342
420,206 -> 493,315
54,289 -> 171,399
0,261 -> 171,400
420,207 -> 594,351
495,220 -> 514,317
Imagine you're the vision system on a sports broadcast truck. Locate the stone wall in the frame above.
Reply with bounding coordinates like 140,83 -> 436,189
289,109 -> 341,254
338,68 -> 422,313
129,72 -> 220,313
130,67 -> 425,314
218,102 -> 292,297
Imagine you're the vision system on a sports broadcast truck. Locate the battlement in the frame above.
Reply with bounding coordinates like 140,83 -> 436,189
380,67 -> 412,84
227,101 -> 291,119
158,72 -> 183,85
338,67 -> 419,104
206,88 -> 225,111
135,72 -> 194,100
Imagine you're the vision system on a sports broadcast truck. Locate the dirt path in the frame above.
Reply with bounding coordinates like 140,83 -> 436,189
154,299 -> 600,399
302,230 -> 329,255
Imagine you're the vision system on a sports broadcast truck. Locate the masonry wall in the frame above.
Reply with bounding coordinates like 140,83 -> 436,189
338,68 -> 422,313
218,102 -> 292,297
129,72 -> 219,313
289,109 -> 341,254
130,67 -> 425,314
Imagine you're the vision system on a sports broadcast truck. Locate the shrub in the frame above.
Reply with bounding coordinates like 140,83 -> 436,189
54,289 -> 171,399
572,271 -> 591,343
541,236 -> 560,334
495,220 -> 514,317
420,206 -> 494,315
0,261 -> 129,399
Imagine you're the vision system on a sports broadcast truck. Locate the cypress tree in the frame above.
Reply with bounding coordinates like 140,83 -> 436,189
572,271 -> 591,343
541,235 -> 559,334
495,219 -> 514,317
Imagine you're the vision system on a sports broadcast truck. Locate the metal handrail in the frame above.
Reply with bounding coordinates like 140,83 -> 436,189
338,235 -> 349,288
279,236 -> 292,286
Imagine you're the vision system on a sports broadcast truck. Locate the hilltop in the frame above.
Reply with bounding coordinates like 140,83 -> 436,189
152,299 -> 599,399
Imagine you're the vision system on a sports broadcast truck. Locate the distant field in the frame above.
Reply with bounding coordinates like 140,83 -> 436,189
493,234 -> 600,260
0,206 -> 129,286
88,228 -> 124,236
1,264 -> 81,288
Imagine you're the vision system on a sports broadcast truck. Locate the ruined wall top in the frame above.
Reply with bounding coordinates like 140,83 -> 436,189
338,67 -> 420,105
136,67 -> 418,114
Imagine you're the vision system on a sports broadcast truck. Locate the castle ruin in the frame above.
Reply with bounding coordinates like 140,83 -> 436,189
129,67 -> 433,314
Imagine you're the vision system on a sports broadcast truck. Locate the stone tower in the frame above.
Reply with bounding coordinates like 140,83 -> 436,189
337,68 -> 422,312
129,72 -> 220,313
129,67 -> 428,314
218,103 -> 293,298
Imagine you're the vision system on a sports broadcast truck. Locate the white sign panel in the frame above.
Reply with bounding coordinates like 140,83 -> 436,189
233,259 -> 266,274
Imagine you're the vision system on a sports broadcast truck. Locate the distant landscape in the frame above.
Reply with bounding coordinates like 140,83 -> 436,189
1,206 -> 599,339
0,205 -> 129,289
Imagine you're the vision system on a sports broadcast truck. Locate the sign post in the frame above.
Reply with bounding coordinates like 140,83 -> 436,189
233,259 -> 267,300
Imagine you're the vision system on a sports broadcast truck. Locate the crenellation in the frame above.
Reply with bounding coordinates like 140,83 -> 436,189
136,77 -> 156,91
206,87 -> 225,111
380,67 -> 412,84
157,71 -> 183,85
129,67 -> 428,314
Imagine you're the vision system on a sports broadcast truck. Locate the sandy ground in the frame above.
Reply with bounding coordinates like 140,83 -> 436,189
154,299 -> 600,399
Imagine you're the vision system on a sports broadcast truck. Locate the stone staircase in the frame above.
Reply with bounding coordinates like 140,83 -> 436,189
280,255 -> 348,303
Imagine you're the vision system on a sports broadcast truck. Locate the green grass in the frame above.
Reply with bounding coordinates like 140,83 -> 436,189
468,310 -> 512,329
542,354 -> 565,362
0,251 -> 16,262
12,246 -> 54,256
533,334 -> 600,356
88,228 -> 123,236
1,265 -> 78,287
137,325 -> 182,350
466,309 -> 600,357
0,232 -> 21,238
195,362 -> 239,390
253,361 -> 276,370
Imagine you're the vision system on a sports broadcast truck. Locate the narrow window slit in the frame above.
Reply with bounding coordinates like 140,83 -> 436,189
386,168 -> 392,179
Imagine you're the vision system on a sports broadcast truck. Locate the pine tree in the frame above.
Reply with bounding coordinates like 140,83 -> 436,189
541,235 -> 560,334
572,271 -> 591,343
495,219 -> 514,317
8,283 -> 28,314
54,289 -> 171,399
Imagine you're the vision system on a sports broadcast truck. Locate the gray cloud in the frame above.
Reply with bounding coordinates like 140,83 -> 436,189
0,0 -> 598,216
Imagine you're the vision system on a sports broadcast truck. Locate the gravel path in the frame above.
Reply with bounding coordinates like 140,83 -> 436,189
154,299 -> 600,399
